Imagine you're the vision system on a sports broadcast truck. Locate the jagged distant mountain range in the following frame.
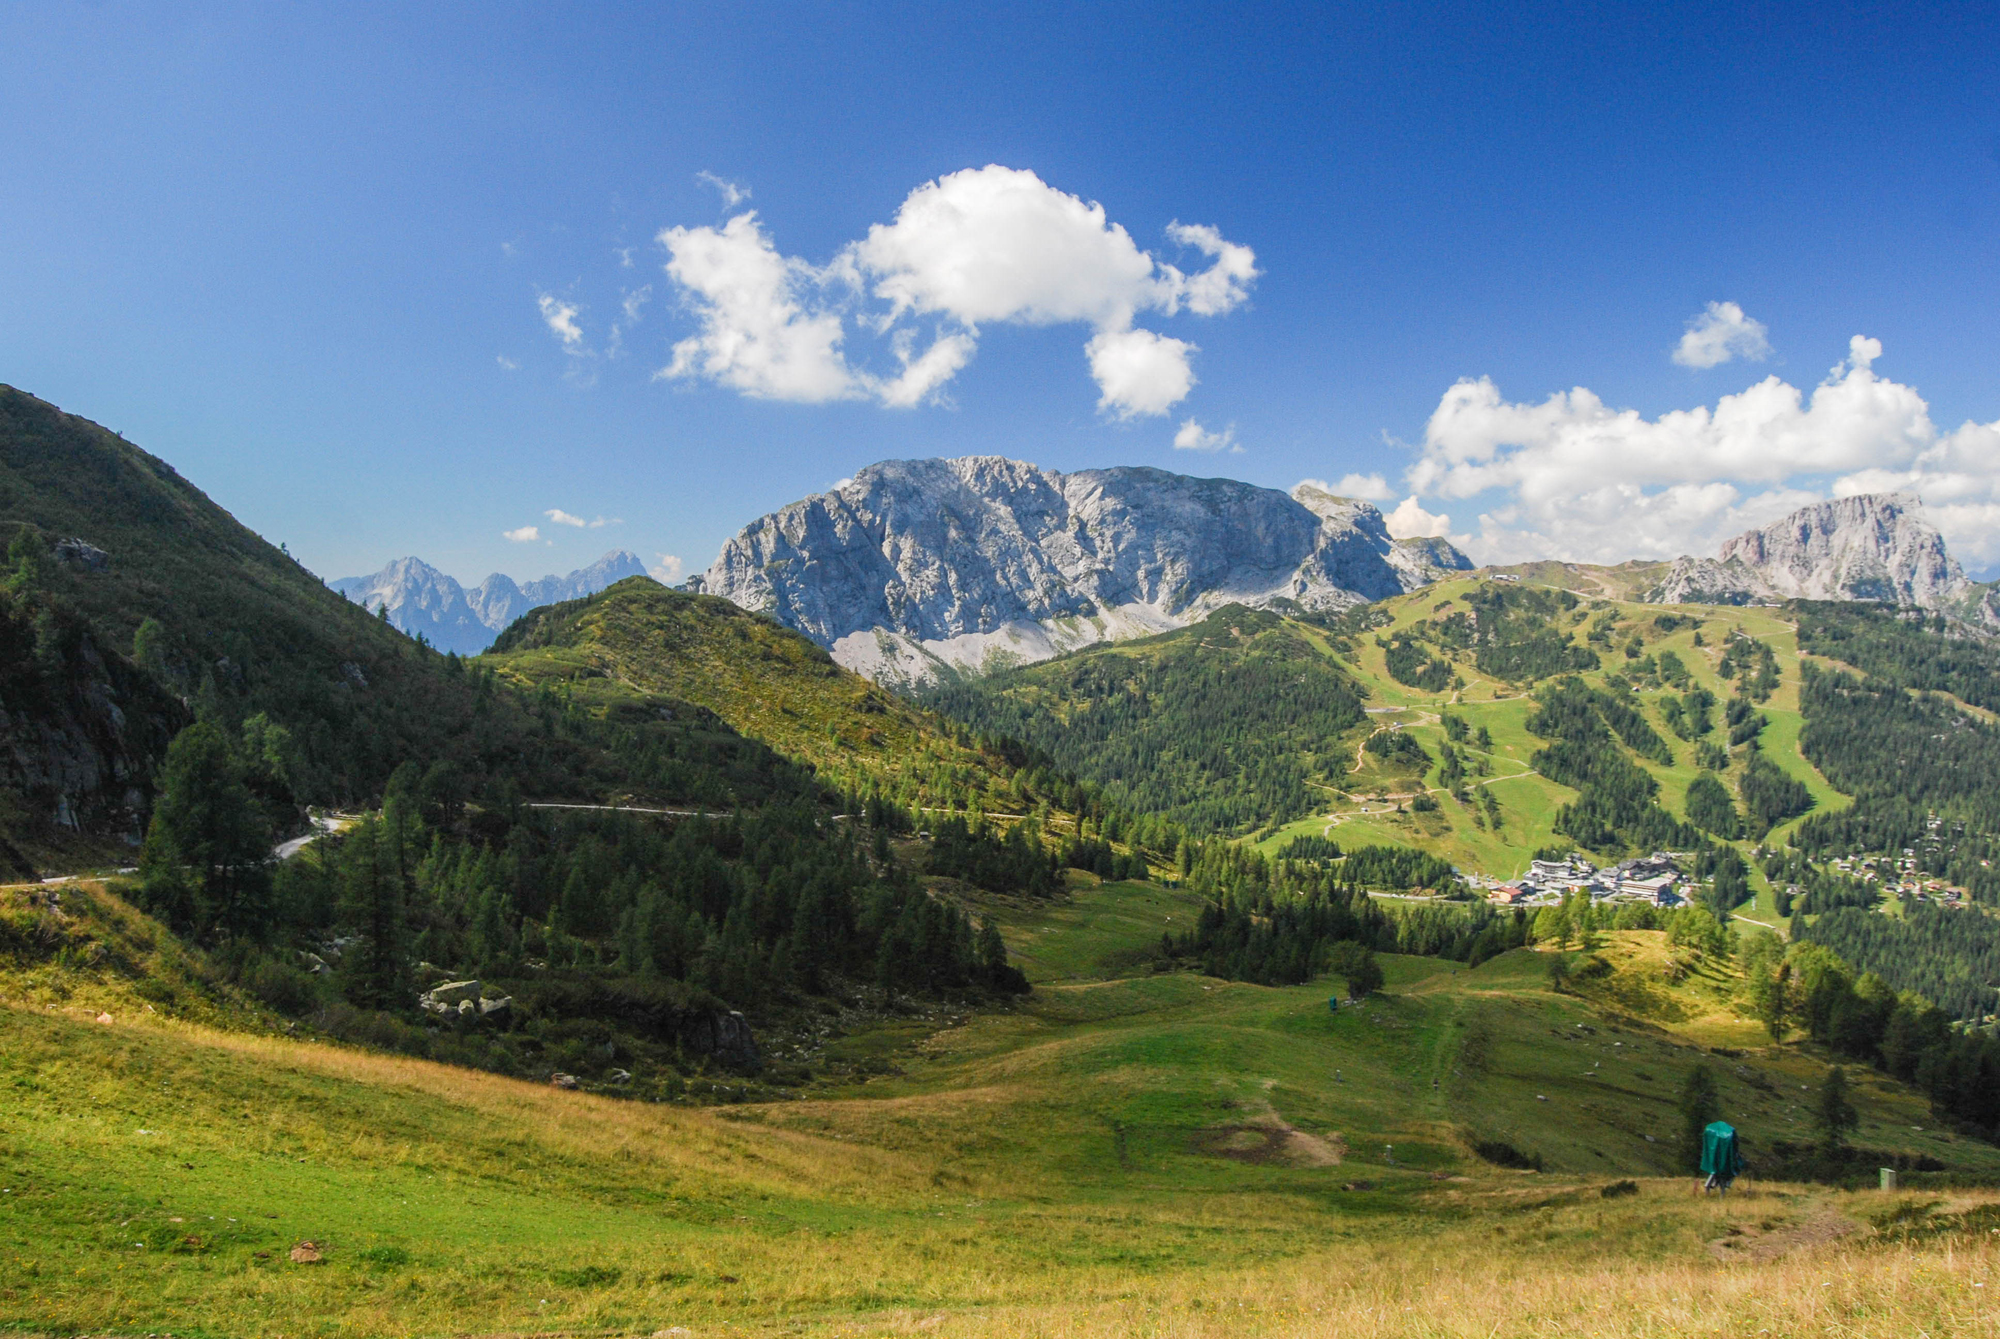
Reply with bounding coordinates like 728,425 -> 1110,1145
331,550 -> 647,654
341,464 -> 1994,682
687,457 -> 1474,686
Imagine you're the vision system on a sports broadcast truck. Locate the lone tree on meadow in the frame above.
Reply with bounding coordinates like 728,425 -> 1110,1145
1330,942 -> 1384,1000
1678,1065 -> 1721,1174
1815,1065 -> 1860,1154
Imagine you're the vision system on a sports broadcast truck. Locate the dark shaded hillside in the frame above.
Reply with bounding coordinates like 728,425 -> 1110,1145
0,584 -> 185,869
0,387 -> 597,807
923,605 -> 1367,834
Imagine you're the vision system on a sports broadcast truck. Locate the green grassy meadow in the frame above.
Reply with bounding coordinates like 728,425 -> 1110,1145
6,874 -> 2000,1337
1254,580 -> 1848,906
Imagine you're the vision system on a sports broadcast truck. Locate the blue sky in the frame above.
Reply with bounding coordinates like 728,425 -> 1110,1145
3,2 -> 1998,582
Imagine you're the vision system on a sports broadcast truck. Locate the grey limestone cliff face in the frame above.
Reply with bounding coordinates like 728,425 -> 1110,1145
692,457 -> 1472,685
1649,493 -> 1978,613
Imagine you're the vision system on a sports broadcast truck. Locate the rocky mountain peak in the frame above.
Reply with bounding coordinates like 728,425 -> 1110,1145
693,456 -> 1471,686
1715,492 -> 1964,605
1648,493 -> 1983,615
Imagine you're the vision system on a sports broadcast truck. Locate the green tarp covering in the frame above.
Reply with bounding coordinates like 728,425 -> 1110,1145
1700,1121 -> 1741,1179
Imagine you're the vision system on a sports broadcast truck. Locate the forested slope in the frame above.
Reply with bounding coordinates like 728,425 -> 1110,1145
923,605 -> 1368,833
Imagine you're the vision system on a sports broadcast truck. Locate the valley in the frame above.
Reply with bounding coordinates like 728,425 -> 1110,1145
5,874 -> 1999,1337
6,395 -> 2000,1335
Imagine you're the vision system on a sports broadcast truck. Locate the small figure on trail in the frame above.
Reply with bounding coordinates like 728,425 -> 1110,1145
1700,1121 -> 1741,1194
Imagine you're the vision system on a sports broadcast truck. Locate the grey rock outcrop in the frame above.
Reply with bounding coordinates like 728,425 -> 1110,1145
691,458 -> 1471,686
683,1009 -> 762,1072
53,538 -> 108,572
1646,556 -> 1767,607
417,978 -> 513,1022
332,550 -> 647,654
1648,493 -> 1977,614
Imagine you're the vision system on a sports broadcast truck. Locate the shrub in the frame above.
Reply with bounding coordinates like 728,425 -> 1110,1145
1473,1139 -> 1543,1170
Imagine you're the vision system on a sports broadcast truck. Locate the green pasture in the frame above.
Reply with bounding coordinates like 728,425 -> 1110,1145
5,873 -> 1995,1336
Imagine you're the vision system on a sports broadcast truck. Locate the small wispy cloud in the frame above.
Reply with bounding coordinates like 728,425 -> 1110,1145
544,509 -> 622,529
697,170 -> 751,208
503,525 -> 541,543
537,293 -> 584,349
607,285 -> 651,358
1173,418 -> 1240,453
496,355 -> 519,371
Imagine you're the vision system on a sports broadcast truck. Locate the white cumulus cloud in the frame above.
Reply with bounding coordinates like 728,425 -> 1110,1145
657,212 -> 860,402
1384,496 -> 1458,540
1398,335 -> 2000,570
1090,329 -> 1197,420
1673,300 -> 1772,369
537,294 -> 584,349
655,165 -> 1255,417
503,525 -> 540,543
1173,418 -> 1238,453
651,553 -> 685,583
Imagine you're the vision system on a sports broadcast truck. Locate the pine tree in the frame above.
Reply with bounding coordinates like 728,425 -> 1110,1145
5,526 -> 52,596
338,822 -> 411,1008
1815,1066 -> 1859,1153
1678,1065 -> 1721,1173
140,721 -> 274,942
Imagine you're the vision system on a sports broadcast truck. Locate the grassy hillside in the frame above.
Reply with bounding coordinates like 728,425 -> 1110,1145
5,869 -> 1997,1337
483,577 -> 1079,817
926,575 -> 1848,922
1258,579 -> 1841,895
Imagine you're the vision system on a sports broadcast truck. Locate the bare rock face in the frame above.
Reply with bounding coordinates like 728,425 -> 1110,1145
1649,493 -> 1978,614
1648,556 -> 1767,607
692,458 -> 1471,686
1718,493 -> 1965,604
